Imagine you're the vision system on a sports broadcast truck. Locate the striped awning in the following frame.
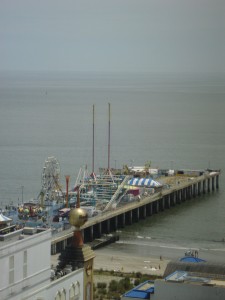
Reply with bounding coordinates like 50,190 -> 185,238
128,178 -> 162,187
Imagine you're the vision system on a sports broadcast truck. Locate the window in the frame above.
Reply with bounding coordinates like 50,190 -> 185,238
61,288 -> 66,300
9,256 -> 14,284
55,291 -> 61,300
23,250 -> 27,278
69,284 -> 75,300
74,281 -> 80,299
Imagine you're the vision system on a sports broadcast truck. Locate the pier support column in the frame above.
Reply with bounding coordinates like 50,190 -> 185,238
170,192 -> 175,206
203,180 -> 206,194
186,187 -> 190,199
155,200 -> 159,213
198,182 -> 201,196
193,184 -> 196,198
190,185 -> 193,198
166,196 -> 170,209
173,192 -> 177,204
207,178 -> 211,192
89,226 -> 94,241
162,197 -> 165,210
134,207 -> 140,222
160,198 -> 165,211
181,188 -> 186,201
142,205 -> 147,219
97,222 -> 102,238
114,216 -> 118,230
216,175 -> 219,189
121,213 -> 125,227
176,191 -> 181,204
148,203 -> 153,216
106,219 -> 110,233
212,177 -> 215,191
126,210 -> 133,225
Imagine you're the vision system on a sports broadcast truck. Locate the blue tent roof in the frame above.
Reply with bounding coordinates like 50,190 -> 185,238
179,256 -> 206,263
128,177 -> 161,187
123,281 -> 154,299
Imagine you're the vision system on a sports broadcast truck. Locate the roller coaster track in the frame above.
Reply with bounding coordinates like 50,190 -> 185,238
103,175 -> 132,212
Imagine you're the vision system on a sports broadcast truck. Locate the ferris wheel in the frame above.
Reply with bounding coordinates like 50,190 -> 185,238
41,156 -> 61,200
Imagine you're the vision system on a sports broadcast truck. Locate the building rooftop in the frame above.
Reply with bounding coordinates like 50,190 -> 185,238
0,225 -> 50,247
165,270 -> 225,288
122,280 -> 154,299
164,260 -> 225,278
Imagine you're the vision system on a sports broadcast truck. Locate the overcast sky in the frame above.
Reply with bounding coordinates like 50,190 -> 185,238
0,0 -> 224,73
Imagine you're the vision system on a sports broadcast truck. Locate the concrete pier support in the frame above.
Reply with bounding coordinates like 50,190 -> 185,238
141,205 -> 147,219
198,182 -> 201,196
147,203 -> 153,216
176,190 -> 181,204
155,200 -> 159,213
203,180 -> 206,194
89,226 -> 94,241
170,192 -> 175,206
166,196 -> 170,209
106,219 -> 110,233
126,210 -> 133,225
207,178 -> 211,192
114,215 -> 118,230
193,184 -> 196,198
96,222 -> 102,238
216,175 -> 219,189
119,213 -> 125,227
131,208 -> 139,222
212,177 -> 215,191
160,197 -> 165,211
186,187 -> 190,199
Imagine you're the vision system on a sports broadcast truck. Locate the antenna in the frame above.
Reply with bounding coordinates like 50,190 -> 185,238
92,104 -> 95,174
108,102 -> 111,171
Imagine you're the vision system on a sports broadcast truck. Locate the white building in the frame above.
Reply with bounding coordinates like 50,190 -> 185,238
153,270 -> 225,300
0,228 -> 84,300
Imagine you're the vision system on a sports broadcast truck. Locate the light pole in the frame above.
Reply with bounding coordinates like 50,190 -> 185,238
130,160 -> 133,168
114,160 -> 117,169
21,185 -> 24,204
65,175 -> 70,208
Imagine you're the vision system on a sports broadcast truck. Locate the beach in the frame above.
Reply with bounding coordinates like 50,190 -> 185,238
51,238 -> 225,277
93,250 -> 168,277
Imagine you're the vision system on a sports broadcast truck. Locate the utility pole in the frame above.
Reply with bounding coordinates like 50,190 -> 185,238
21,185 -> 24,204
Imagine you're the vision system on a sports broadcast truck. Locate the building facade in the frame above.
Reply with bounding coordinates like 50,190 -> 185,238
0,229 -> 84,300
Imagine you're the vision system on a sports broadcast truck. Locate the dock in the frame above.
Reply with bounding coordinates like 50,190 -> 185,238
51,171 -> 220,254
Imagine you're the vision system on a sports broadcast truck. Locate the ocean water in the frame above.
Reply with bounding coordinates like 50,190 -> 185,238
0,71 -> 225,251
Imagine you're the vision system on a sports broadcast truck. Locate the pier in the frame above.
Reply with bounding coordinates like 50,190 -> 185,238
51,171 -> 220,254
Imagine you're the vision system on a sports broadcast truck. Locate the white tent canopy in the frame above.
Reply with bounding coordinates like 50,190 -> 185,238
128,178 -> 162,187
0,213 -> 12,223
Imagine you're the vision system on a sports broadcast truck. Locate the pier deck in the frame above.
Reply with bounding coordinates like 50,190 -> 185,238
51,171 -> 220,254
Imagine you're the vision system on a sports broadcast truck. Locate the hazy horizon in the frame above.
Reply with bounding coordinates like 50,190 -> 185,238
1,0 -> 224,74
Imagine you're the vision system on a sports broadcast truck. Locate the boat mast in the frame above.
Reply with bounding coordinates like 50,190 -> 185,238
108,102 -> 111,171
92,104 -> 95,174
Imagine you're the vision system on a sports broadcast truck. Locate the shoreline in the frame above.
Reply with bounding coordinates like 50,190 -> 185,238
93,250 -> 169,277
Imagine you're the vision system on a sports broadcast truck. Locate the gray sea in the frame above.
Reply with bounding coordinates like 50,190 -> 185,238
0,71 -> 225,254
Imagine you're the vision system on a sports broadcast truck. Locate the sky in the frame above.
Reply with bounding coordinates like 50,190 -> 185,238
0,0 -> 225,73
